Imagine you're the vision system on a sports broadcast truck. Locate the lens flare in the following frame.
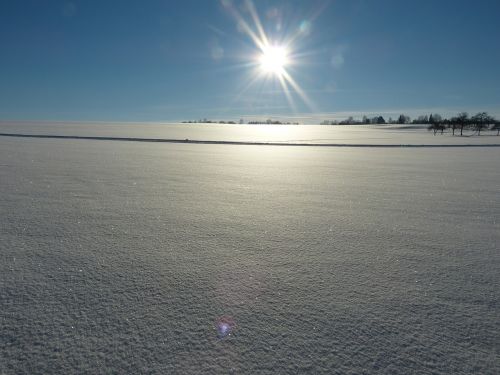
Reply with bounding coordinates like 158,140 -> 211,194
215,315 -> 236,339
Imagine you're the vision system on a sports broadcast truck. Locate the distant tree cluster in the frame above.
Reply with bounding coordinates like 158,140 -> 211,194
426,112 -> 498,136
320,111 -> 500,136
248,119 -> 299,125
182,118 -> 299,125
321,116 -> 387,125
182,118 -> 236,124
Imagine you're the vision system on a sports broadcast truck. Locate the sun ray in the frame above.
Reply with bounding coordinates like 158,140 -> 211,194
278,73 -> 297,113
282,70 -> 317,112
223,1 -> 265,51
244,0 -> 269,48
232,70 -> 268,104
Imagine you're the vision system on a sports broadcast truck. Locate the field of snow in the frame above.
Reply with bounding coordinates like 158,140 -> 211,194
1,125 -> 499,374
1,121 -> 500,146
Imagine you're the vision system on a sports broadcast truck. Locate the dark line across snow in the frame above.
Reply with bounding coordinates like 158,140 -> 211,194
1,133 -> 499,148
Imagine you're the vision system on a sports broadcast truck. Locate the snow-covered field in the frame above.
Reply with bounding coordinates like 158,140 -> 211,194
1,121 -> 499,145
1,124 -> 499,374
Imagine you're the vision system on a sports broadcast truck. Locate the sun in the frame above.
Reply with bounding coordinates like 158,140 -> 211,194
259,45 -> 289,75
221,0 -> 315,111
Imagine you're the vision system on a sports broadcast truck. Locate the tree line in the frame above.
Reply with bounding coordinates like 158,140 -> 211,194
320,112 -> 500,136
321,115 -> 387,125
426,112 -> 499,136
181,118 -> 299,125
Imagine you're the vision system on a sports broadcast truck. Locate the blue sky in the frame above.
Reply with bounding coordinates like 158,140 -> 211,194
1,0 -> 499,122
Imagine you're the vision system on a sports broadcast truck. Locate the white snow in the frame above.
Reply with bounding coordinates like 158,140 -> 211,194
1,121 -> 499,146
0,124 -> 499,374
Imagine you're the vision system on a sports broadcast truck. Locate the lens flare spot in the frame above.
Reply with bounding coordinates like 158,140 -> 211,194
215,315 -> 236,339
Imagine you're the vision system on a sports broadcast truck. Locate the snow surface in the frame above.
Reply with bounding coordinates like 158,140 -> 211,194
1,126 -> 499,374
1,121 -> 499,146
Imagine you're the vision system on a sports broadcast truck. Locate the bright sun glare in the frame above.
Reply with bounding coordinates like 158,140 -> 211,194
222,0 -> 315,111
259,45 -> 288,75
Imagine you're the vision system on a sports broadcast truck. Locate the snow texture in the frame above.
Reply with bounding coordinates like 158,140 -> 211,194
1,125 -> 499,374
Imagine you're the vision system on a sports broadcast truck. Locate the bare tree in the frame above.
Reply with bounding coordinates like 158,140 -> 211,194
431,114 -> 442,123
456,112 -> 469,136
471,112 -> 490,135
427,114 -> 445,135
492,121 -> 500,136
397,114 -> 410,124
414,115 -> 429,124
448,117 -> 458,136
428,122 -> 445,135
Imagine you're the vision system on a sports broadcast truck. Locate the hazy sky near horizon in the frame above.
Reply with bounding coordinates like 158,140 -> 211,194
1,0 -> 500,122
